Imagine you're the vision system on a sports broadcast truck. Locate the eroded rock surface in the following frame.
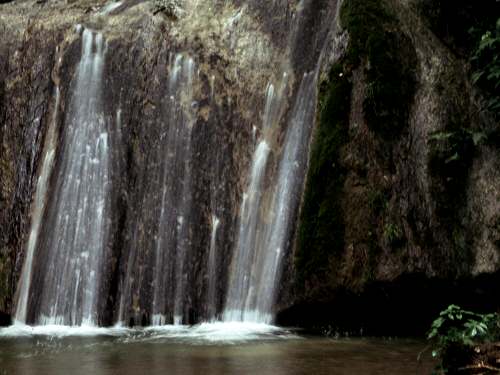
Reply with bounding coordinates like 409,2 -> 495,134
0,0 -> 497,330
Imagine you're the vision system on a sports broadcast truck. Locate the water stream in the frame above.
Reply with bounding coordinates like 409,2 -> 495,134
15,29 -> 110,326
206,215 -> 221,321
14,0 -> 330,329
223,72 -> 316,323
14,87 -> 60,324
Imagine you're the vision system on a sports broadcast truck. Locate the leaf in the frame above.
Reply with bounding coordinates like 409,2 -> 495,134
472,132 -> 486,145
445,153 -> 459,163
434,317 -> 445,328
487,70 -> 500,80
429,132 -> 454,141
463,337 -> 474,346
477,323 -> 488,333
472,71 -> 484,84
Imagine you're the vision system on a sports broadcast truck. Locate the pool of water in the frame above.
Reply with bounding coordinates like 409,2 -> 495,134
0,323 -> 435,374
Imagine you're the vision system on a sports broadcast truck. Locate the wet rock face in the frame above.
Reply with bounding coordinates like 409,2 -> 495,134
102,37 -> 250,325
284,0 -> 499,331
0,0 -> 497,328
0,22 -> 62,319
0,0 -> 339,324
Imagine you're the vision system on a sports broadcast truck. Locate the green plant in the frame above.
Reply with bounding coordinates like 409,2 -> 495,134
428,125 -> 491,178
471,18 -> 500,115
428,304 -> 499,372
428,127 -> 476,221
383,223 -> 402,245
416,0 -> 498,56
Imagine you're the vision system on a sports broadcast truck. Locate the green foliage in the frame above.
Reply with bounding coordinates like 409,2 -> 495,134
428,126 -> 481,220
367,188 -> 388,214
340,0 -> 418,138
296,63 -> 351,286
428,305 -> 498,350
427,126 -> 476,272
416,0 -> 499,56
428,305 -> 500,372
428,127 -> 485,168
383,223 -> 403,246
418,1 -> 499,117
471,18 -> 500,116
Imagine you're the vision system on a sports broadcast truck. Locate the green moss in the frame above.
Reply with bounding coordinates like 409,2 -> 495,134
295,63 -> 351,286
339,0 -> 392,68
340,0 -> 417,139
428,127 -> 475,220
295,0 -> 418,288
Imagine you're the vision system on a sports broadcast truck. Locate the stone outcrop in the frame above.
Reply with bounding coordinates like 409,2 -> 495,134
278,0 -> 499,334
0,0 -> 337,324
0,0 -> 497,330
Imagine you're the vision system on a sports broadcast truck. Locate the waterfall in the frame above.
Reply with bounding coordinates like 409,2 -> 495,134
250,72 -> 317,319
116,53 -> 197,327
33,29 -> 109,326
2,0 -> 340,330
150,53 -> 196,326
223,72 -> 317,323
223,75 -> 290,323
206,215 -> 220,320
223,140 -> 271,322
14,87 -> 60,324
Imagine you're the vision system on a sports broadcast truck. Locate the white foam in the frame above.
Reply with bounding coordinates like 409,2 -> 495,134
0,322 -> 131,338
138,322 -> 295,344
0,322 -> 296,343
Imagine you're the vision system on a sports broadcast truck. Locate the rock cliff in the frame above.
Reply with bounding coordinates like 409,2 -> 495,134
0,0 -> 498,331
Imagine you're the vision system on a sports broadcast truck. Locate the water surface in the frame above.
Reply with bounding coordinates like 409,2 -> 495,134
0,323 -> 434,374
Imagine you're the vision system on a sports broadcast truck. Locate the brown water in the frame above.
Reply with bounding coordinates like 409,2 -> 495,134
0,324 -> 435,375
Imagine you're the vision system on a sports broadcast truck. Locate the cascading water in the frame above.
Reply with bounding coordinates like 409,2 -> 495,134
154,53 -> 196,326
223,71 -> 317,323
223,140 -> 271,322
223,76 -> 290,323
249,72 -> 317,320
0,0 -> 340,334
14,87 -> 60,324
206,215 -> 220,320
29,29 -> 109,326
116,53 -> 198,327
115,53 -> 197,326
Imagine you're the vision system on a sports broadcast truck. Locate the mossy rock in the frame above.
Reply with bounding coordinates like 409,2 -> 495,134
295,0 -> 419,289
296,63 -> 351,287
340,0 -> 418,139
